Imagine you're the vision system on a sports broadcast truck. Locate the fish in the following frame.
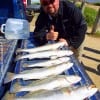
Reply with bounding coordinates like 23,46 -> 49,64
16,42 -> 66,53
23,57 -> 70,68
15,85 -> 98,100
15,50 -> 73,61
10,75 -> 81,93
4,62 -> 73,83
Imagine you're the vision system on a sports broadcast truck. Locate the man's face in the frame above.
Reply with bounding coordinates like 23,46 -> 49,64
40,0 -> 59,16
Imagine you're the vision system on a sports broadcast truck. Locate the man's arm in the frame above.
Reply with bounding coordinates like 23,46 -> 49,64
68,4 -> 87,49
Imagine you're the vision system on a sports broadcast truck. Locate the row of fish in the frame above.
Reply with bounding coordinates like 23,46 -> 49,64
3,42 -> 98,99
5,42 -> 73,83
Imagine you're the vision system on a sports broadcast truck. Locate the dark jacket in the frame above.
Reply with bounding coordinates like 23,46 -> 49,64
33,0 -> 87,49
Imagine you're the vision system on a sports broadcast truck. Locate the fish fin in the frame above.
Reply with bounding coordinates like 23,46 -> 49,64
4,72 -> 14,84
10,81 -> 22,93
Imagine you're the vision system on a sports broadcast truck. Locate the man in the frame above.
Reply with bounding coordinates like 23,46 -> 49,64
33,0 -> 87,57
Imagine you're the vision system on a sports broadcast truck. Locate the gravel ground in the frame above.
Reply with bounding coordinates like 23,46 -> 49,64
80,35 -> 100,89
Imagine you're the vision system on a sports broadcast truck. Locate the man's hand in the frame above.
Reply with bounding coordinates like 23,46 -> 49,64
46,25 -> 68,46
46,25 -> 58,41
59,38 -> 68,46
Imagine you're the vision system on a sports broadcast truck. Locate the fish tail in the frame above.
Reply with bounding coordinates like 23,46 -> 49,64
4,72 -> 14,84
10,81 -> 22,93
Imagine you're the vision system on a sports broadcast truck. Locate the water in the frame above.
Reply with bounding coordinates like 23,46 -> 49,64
86,0 -> 100,3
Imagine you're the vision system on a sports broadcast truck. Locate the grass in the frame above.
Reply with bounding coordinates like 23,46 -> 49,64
91,3 -> 100,6
75,3 -> 98,27
83,7 -> 98,27
87,32 -> 100,38
92,31 -> 100,37
76,3 -> 100,36
83,6 -> 100,36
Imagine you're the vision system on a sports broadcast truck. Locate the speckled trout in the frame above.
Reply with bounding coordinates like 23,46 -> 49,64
4,62 -> 73,83
10,75 -> 81,93
15,85 -> 98,100
16,50 -> 73,61
23,57 -> 70,68
16,42 -> 66,53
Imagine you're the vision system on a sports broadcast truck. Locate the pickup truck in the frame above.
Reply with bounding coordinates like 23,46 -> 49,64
0,0 -> 100,100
